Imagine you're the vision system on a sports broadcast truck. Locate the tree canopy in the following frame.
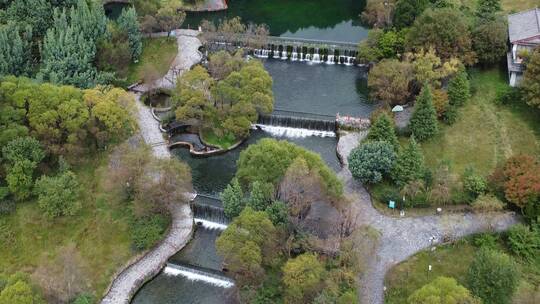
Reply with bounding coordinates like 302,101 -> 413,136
408,276 -> 480,304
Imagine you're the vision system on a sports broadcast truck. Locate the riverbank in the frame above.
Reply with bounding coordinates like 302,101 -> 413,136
336,132 -> 520,304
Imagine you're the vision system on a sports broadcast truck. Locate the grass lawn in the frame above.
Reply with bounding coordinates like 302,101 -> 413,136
420,68 -> 540,177
385,234 -> 540,304
0,152 -> 134,299
126,37 -> 178,85
200,128 -> 239,149
502,0 -> 540,13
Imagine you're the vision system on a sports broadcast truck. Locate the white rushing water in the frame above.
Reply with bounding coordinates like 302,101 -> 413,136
255,124 -> 336,138
163,265 -> 234,288
194,218 -> 228,230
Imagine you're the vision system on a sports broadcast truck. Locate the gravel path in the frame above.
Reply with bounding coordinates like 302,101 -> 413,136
337,132 -> 520,304
101,30 -> 203,304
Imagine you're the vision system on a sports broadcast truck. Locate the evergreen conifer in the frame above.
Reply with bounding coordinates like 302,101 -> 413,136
410,84 -> 438,141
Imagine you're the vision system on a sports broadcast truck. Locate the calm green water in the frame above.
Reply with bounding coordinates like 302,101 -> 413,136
264,60 -> 373,118
184,0 -> 368,43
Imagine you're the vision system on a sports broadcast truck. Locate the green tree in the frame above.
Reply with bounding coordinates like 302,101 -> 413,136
216,207 -> 277,282
2,0 -> 52,38
34,171 -> 81,218
5,160 -> 36,201
221,178 -> 245,218
393,0 -> 429,29
0,24 -> 33,77
408,276 -> 480,304
467,248 -> 520,304
406,8 -> 476,65
522,47 -> 540,110
410,84 -> 438,141
367,112 -> 399,151
393,136 -> 425,186
265,201 -> 289,227
247,181 -> 273,211
40,1 -> 111,88
118,7 -> 142,61
348,141 -> 396,184
84,87 -> 136,148
2,137 -> 45,165
447,69 -> 470,107
236,138 -> 342,198
472,18 -> 508,65
282,253 -> 325,303
475,0 -> 501,21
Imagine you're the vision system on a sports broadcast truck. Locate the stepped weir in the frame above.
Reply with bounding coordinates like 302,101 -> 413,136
163,263 -> 234,288
205,33 -> 361,65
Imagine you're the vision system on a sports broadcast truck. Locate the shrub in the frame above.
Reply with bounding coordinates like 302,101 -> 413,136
34,171 -> 81,218
471,194 -> 505,212
442,104 -> 459,125
464,173 -> 487,198
408,277 -> 480,304
467,248 -> 519,304
506,224 -> 540,263
131,214 -> 169,250
348,141 -> 396,184
0,188 -> 14,215
495,86 -> 522,105
473,233 -> 500,250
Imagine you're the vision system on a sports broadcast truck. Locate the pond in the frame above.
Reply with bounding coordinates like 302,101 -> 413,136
263,59 -> 374,118
183,0 -> 368,43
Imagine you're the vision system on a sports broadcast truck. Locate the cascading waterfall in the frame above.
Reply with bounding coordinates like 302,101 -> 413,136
164,263 -> 235,288
252,45 -> 356,66
255,114 -> 336,138
192,203 -> 229,226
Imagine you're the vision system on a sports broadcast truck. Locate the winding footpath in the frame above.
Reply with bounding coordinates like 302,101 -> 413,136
101,30 -> 203,304
336,132 -> 519,304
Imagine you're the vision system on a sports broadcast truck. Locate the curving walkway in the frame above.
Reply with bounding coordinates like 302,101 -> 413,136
336,132 -> 519,304
101,29 -> 204,304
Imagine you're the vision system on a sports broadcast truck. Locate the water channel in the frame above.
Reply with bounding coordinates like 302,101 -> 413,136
131,1 -> 371,303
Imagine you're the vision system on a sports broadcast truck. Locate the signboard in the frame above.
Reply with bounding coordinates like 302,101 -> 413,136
388,200 -> 396,209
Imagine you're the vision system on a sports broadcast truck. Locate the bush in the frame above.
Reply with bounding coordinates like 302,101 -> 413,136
34,171 -> 81,218
464,173 -> 487,198
473,233 -> 500,250
408,276 -> 479,304
348,141 -> 396,184
470,194 -> 505,212
442,104 -> 459,125
495,86 -> 522,105
131,214 -> 169,250
506,224 -> 540,263
467,248 -> 519,304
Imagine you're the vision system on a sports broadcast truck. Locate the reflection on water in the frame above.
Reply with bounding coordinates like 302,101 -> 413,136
183,0 -> 367,43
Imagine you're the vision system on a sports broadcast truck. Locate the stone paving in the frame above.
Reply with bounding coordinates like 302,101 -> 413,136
101,30 -> 203,304
336,132 -> 520,304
